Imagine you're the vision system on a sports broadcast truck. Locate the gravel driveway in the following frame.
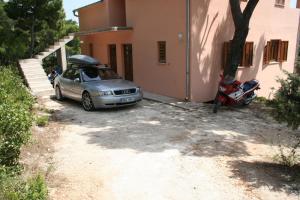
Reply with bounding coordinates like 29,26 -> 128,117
39,95 -> 299,200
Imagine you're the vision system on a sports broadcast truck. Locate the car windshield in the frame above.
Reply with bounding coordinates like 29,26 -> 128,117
81,67 -> 120,82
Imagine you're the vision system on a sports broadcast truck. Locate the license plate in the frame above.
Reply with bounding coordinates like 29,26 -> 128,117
121,97 -> 134,103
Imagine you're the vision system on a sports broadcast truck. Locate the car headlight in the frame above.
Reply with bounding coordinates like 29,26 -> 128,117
136,87 -> 142,93
99,90 -> 113,96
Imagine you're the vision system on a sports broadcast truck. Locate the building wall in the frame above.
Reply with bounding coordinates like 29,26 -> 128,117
190,0 -> 300,102
78,2 -> 109,31
78,0 -> 299,102
125,0 -> 187,99
80,31 -> 133,77
108,0 -> 127,27
78,0 -> 127,32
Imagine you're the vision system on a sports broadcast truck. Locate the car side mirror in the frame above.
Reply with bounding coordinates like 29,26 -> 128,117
74,78 -> 80,83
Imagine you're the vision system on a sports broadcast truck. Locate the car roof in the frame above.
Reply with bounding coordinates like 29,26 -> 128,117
81,65 -> 110,70
69,64 -> 111,70
68,55 -> 100,65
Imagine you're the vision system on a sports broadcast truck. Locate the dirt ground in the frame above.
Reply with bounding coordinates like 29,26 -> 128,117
24,94 -> 300,200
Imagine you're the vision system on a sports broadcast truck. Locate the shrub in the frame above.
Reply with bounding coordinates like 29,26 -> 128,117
271,71 -> 300,130
0,67 -> 34,110
24,174 -> 48,200
271,71 -> 300,167
0,104 -> 33,166
273,139 -> 300,167
0,67 -> 47,199
0,67 -> 34,166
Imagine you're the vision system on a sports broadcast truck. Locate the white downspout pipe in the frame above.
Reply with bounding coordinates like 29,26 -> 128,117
185,0 -> 191,101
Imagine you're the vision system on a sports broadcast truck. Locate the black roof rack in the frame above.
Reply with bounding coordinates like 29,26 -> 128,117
68,55 -> 101,65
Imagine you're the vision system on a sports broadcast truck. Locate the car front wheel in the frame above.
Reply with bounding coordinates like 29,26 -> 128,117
82,92 -> 95,111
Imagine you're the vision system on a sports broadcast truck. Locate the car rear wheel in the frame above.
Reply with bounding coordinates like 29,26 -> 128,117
55,86 -> 63,101
82,92 -> 95,111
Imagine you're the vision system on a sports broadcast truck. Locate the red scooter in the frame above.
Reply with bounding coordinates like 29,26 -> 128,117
213,75 -> 260,113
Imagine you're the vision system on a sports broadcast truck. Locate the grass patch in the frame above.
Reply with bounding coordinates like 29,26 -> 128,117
0,168 -> 48,200
35,116 -> 49,127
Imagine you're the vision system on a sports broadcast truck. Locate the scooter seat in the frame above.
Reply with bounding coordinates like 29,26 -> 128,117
243,80 -> 259,92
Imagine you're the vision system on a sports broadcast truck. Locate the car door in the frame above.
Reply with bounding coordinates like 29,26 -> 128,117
70,69 -> 83,101
59,69 -> 75,98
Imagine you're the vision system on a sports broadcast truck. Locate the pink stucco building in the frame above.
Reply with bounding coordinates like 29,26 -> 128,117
74,0 -> 300,102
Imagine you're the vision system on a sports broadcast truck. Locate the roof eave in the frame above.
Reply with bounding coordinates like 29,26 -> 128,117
73,0 -> 104,13
75,26 -> 133,36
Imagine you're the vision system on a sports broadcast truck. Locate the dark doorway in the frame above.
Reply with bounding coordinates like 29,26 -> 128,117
89,43 -> 93,57
123,44 -> 133,81
108,44 -> 117,73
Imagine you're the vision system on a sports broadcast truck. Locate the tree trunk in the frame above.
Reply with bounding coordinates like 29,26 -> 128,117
223,0 -> 259,81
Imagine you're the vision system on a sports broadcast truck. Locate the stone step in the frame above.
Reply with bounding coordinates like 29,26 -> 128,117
26,76 -> 48,81
34,89 -> 55,97
19,59 -> 41,64
22,70 -> 46,74
32,89 -> 54,95
30,84 -> 53,91
28,82 -> 52,89
34,55 -> 44,59
22,65 -> 44,70
27,79 -> 49,84
54,41 -> 64,46
19,33 -> 75,96
26,75 -> 48,80
24,74 -> 47,79
29,82 -> 52,88
22,67 -> 45,72
22,65 -> 44,72
21,63 -> 42,67
39,51 -> 49,56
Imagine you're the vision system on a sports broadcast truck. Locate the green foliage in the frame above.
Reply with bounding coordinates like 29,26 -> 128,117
35,116 -> 49,127
0,67 -> 47,199
0,0 -> 78,66
5,0 -> 65,57
42,20 -> 80,72
25,174 -> 48,200
0,67 -> 34,166
0,168 -> 47,200
63,20 -> 81,56
42,54 -> 57,74
0,1 -> 27,64
271,71 -> 300,130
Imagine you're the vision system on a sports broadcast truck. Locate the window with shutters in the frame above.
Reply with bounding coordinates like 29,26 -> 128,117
158,41 -> 166,64
263,40 -> 288,64
222,41 -> 254,68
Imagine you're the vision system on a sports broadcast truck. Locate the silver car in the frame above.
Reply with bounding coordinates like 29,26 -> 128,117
54,55 -> 143,111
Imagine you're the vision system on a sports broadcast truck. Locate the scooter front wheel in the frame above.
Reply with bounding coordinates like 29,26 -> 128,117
213,93 -> 222,113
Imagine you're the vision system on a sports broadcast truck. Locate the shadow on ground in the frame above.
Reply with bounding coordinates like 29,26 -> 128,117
46,95 -> 298,159
229,160 -> 300,196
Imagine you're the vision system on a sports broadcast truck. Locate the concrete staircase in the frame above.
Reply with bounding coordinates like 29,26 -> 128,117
19,33 -> 74,96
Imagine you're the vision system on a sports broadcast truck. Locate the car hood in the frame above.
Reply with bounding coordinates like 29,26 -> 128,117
85,79 -> 138,90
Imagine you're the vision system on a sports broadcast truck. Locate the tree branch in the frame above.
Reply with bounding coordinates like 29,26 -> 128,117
243,0 -> 259,22
229,0 -> 243,28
